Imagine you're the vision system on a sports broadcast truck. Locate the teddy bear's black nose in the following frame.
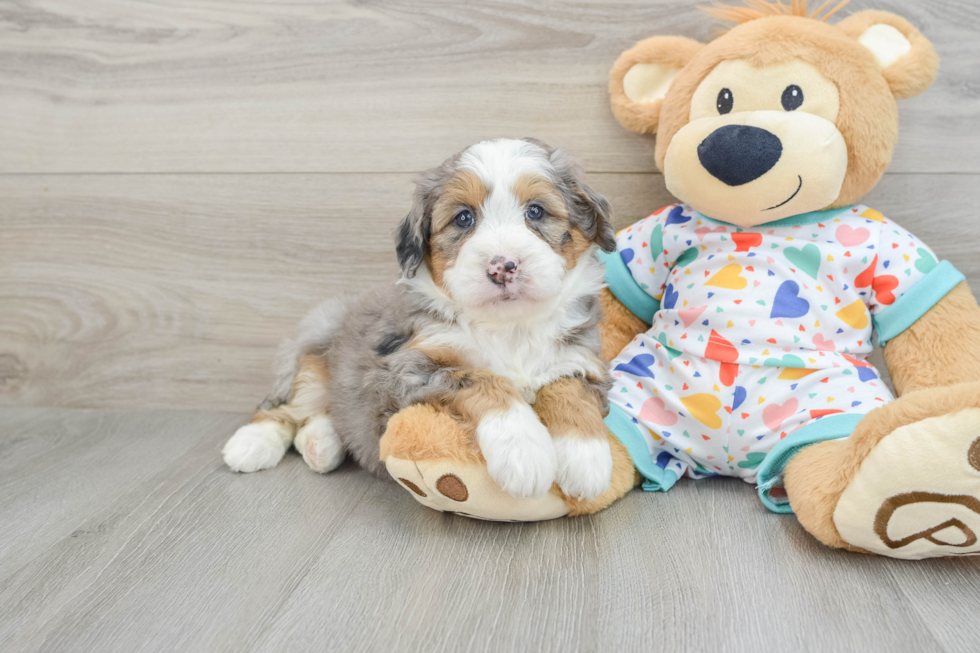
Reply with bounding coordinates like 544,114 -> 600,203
698,125 -> 783,186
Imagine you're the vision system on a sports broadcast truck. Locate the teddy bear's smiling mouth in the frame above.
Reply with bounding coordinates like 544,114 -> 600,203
764,175 -> 803,211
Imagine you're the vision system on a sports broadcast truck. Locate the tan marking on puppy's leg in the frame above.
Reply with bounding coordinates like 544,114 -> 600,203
251,354 -> 331,432
404,344 -> 556,498
223,356 -> 327,474
534,377 -> 607,438
441,364 -> 556,499
535,376 -> 614,500
448,369 -> 526,431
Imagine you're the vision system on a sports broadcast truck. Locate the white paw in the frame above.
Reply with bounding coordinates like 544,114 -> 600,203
294,415 -> 345,473
553,437 -> 612,501
476,403 -> 557,498
222,422 -> 289,473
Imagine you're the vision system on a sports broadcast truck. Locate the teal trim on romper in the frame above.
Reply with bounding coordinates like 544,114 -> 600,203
693,205 -> 854,228
755,413 -> 865,514
605,405 -> 679,492
597,249 -> 660,324
874,260 -> 964,346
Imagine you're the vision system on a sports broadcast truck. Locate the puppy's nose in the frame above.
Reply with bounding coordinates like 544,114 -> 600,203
698,125 -> 782,186
487,256 -> 518,285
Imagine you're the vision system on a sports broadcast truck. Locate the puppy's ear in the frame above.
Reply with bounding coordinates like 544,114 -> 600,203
574,181 -> 616,253
395,164 -> 447,277
394,197 -> 429,278
609,36 -> 704,134
837,10 -> 939,100
546,146 -> 616,253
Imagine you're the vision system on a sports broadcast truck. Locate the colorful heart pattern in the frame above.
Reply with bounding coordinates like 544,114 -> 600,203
605,202 -> 940,481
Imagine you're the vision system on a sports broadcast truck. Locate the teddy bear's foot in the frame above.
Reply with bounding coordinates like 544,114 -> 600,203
786,383 -> 980,559
385,456 -> 570,521
380,404 -> 639,521
380,404 -> 569,521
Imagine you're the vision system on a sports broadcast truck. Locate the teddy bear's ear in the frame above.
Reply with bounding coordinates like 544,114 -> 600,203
609,36 -> 704,134
837,10 -> 939,100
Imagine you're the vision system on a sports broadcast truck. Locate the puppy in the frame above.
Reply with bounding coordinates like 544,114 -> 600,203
222,138 -> 617,500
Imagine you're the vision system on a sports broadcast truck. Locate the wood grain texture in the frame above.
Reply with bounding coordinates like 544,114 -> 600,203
2,1 -> 980,650
0,0 -> 977,174
2,407 -> 979,653
2,173 -> 977,411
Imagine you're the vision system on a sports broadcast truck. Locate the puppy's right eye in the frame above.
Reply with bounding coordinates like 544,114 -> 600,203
717,88 -> 733,115
454,210 -> 474,228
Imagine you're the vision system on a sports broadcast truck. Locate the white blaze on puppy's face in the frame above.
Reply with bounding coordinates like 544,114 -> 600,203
441,140 -> 569,315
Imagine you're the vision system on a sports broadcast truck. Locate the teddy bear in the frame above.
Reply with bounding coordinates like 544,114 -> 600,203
380,2 -> 980,559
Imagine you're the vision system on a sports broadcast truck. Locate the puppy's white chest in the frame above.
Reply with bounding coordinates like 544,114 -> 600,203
462,330 -> 573,403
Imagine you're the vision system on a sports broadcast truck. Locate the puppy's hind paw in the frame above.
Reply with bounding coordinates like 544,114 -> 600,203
477,403 -> 557,498
295,415 -> 345,473
223,422 -> 289,473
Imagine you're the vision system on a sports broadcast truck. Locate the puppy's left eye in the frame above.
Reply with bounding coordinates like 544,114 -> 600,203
781,85 -> 804,111
454,210 -> 474,228
525,204 -> 545,221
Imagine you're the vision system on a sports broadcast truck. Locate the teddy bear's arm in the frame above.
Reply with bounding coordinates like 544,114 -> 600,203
598,288 -> 649,363
883,282 -> 980,395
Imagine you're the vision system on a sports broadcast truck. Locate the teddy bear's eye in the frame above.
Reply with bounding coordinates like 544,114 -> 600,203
781,85 -> 804,111
716,88 -> 734,115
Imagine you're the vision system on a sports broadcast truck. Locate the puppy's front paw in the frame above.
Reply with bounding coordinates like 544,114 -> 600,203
222,422 -> 289,473
477,403 -> 557,498
554,437 -> 613,501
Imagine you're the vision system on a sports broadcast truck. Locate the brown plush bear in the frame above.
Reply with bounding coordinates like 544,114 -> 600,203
382,2 -> 980,559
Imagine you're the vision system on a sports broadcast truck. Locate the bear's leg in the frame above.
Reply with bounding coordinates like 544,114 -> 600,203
783,382 -> 980,558
381,404 -> 637,520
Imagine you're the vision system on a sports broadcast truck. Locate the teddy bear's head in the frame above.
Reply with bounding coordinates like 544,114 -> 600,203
609,3 -> 938,227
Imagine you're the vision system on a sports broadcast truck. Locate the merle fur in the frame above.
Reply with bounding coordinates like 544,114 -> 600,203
263,141 -> 613,478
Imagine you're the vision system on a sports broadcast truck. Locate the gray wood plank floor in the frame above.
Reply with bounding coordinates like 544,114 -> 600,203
2,1 -> 980,651
2,407 -> 980,653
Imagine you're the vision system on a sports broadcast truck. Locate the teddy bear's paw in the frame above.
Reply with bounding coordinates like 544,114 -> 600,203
385,457 -> 569,522
294,415 -> 345,473
222,422 -> 290,473
554,437 -> 613,501
834,407 -> 980,559
476,403 -> 557,498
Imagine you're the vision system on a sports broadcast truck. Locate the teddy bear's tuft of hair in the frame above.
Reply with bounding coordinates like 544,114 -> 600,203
704,0 -> 851,25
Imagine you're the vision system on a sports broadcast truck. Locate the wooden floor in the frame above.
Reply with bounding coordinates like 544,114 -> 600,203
2,1 -> 980,651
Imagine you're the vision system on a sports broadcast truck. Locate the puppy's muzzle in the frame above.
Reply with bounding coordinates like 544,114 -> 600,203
487,256 -> 519,286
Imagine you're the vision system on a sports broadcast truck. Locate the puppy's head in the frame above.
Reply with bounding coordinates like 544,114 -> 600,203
396,138 -> 614,316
